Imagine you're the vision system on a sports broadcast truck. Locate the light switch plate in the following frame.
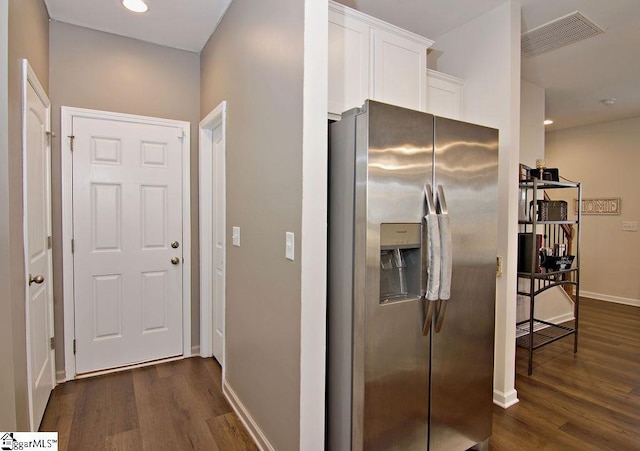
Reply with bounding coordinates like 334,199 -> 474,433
232,226 -> 240,246
622,221 -> 638,232
286,232 -> 295,261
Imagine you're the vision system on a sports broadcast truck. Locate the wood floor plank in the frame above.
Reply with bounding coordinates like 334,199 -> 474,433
490,408 -> 602,451
39,390 -> 78,450
528,367 -> 640,418
68,371 -> 139,450
161,368 -> 223,450
173,357 -> 232,418
103,428 -> 143,451
132,364 -> 183,451
518,377 -> 640,439
206,412 -> 258,451
559,419 -> 640,451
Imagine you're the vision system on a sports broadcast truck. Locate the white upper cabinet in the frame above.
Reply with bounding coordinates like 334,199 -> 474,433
371,28 -> 428,112
328,8 -> 370,116
425,69 -> 464,120
328,1 -> 433,117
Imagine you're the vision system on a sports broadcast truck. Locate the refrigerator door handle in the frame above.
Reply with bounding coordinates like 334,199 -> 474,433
423,301 -> 437,336
435,185 -> 452,333
423,185 -> 440,336
435,300 -> 448,333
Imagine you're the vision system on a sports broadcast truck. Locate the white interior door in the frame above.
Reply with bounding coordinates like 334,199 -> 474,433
72,116 -> 184,374
211,122 -> 225,363
199,103 -> 226,366
23,60 -> 55,431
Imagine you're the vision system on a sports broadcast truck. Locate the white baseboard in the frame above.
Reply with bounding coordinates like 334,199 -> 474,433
581,291 -> 640,308
223,380 -> 274,451
191,344 -> 200,357
493,388 -> 519,409
545,312 -> 575,325
56,370 -> 66,384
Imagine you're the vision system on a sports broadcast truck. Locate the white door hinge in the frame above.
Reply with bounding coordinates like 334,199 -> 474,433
50,337 -> 55,350
47,236 -> 52,250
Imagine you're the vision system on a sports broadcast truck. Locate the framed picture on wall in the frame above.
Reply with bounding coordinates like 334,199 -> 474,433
575,197 -> 621,215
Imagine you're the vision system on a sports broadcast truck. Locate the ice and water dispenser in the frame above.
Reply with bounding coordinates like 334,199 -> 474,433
379,223 -> 421,303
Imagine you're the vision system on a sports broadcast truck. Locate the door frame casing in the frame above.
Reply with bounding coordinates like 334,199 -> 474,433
199,101 -> 226,370
61,107 -> 191,380
22,59 -> 55,430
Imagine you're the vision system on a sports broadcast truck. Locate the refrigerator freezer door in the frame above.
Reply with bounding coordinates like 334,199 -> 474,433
430,117 -> 498,450
358,101 -> 434,450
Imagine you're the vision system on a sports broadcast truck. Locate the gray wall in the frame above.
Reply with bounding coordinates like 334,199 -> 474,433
0,0 -> 13,431
49,22 -> 201,372
1,0 -> 50,430
546,117 -> 640,305
200,0 -> 304,449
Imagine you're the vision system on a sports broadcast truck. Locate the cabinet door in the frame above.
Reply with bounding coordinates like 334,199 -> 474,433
426,69 -> 463,119
328,9 -> 370,115
371,28 -> 427,111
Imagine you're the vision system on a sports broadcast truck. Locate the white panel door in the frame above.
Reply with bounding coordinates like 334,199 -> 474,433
23,61 -> 54,431
328,8 -> 370,115
72,117 -> 183,374
371,28 -> 427,111
211,122 -> 225,364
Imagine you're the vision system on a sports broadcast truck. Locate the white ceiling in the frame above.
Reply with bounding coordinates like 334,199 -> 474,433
44,0 -> 640,130
43,0 -> 232,53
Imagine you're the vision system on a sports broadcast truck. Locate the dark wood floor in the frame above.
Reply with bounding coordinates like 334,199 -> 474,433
490,298 -> 640,450
40,357 -> 257,450
41,298 -> 639,450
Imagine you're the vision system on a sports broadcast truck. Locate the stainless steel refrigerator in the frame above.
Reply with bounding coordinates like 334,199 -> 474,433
328,100 -> 498,450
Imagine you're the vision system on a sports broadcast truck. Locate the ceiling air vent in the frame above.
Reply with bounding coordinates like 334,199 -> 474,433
521,11 -> 604,58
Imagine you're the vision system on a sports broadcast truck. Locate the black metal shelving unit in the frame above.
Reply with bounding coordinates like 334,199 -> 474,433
517,178 -> 582,375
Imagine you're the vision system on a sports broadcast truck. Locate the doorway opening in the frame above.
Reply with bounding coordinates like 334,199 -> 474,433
199,101 -> 227,372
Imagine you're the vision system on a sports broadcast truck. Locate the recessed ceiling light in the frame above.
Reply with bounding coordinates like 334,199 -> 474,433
122,0 -> 149,13
543,119 -> 554,125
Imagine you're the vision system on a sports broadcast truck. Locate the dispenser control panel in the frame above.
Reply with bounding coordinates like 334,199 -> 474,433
379,223 -> 421,304
380,223 -> 421,249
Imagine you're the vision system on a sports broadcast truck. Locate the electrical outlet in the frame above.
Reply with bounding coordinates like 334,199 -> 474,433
622,221 -> 638,232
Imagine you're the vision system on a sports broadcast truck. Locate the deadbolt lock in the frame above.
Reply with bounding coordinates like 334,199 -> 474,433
171,241 -> 180,249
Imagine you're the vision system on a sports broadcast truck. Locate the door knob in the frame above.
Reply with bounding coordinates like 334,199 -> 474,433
171,257 -> 180,265
29,274 -> 45,285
